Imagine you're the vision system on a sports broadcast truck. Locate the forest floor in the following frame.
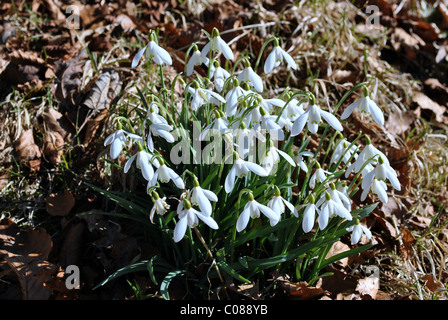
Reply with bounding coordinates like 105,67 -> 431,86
1,0 -> 448,300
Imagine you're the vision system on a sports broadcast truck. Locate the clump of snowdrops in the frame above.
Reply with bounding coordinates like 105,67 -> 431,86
94,28 -> 401,298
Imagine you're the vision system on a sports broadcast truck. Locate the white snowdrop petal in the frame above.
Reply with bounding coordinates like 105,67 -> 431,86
131,44 -> 148,68
319,109 -> 343,132
340,99 -> 361,120
174,216 -> 188,243
367,97 -> 384,126
236,205 -> 251,232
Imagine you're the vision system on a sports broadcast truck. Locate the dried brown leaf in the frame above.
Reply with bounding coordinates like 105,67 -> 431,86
45,189 -> 75,216
14,129 -> 41,161
421,274 -> 444,293
413,92 -> 446,123
325,241 -> 350,268
385,110 -> 415,136
279,280 -> 327,300
3,226 -> 55,300
355,276 -> 379,299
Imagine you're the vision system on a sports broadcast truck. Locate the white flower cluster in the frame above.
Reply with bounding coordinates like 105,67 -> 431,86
104,28 -> 401,245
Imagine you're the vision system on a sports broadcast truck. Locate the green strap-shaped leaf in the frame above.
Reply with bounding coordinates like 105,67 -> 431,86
160,270 -> 186,300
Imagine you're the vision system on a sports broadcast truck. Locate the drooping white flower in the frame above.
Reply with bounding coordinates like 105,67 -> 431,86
124,148 -> 155,182
190,178 -> 218,216
146,102 -> 168,125
293,150 -> 313,173
231,123 -> 266,160
309,163 -> 330,189
318,191 -> 352,230
346,219 -> 372,245
212,62 -> 231,92
330,137 -> 358,165
341,88 -> 384,126
302,199 -> 318,233
225,152 -> 269,193
147,159 -> 185,189
149,191 -> 170,223
187,46 -> 209,76
267,187 -> 298,218
174,199 -> 218,243
264,39 -> 297,74
345,136 -> 388,177
132,33 -> 172,68
147,122 -> 175,151
316,183 -> 351,213
199,110 -> 229,141
104,128 -> 142,160
245,105 -> 284,141
201,28 -> 234,61
225,79 -> 249,117
281,98 -> 305,123
360,156 -> 401,203
260,141 -> 296,174
237,60 -> 263,93
188,83 -> 226,111
291,103 -> 343,136
236,192 -> 280,232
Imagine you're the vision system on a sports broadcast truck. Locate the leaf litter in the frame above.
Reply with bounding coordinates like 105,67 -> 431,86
0,0 -> 448,300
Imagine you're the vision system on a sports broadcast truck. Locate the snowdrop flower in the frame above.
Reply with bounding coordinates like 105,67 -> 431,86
346,218 -> 372,245
104,124 -> 143,159
232,122 -> 266,159
132,32 -> 172,68
237,59 -> 263,93
345,136 -> 388,177
124,147 -> 155,181
281,97 -> 305,122
147,121 -> 175,151
149,191 -> 170,223
201,27 -> 234,61
267,187 -> 298,218
236,192 -> 279,232
190,178 -> 218,216
318,191 -> 352,230
256,107 -> 285,141
317,183 -> 351,212
188,82 -> 226,111
361,177 -> 388,203
309,163 -> 329,189
147,158 -> 185,189
212,61 -> 231,92
341,87 -> 384,126
225,78 -> 249,116
187,45 -> 209,76
264,38 -> 298,74
291,103 -> 343,136
199,110 -> 229,141
260,140 -> 296,174
225,152 -> 269,193
360,156 -> 401,203
301,196 -> 317,233
174,199 -> 218,243
146,102 -> 168,125
330,137 -> 358,165
293,150 -> 313,173
337,182 -> 352,211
